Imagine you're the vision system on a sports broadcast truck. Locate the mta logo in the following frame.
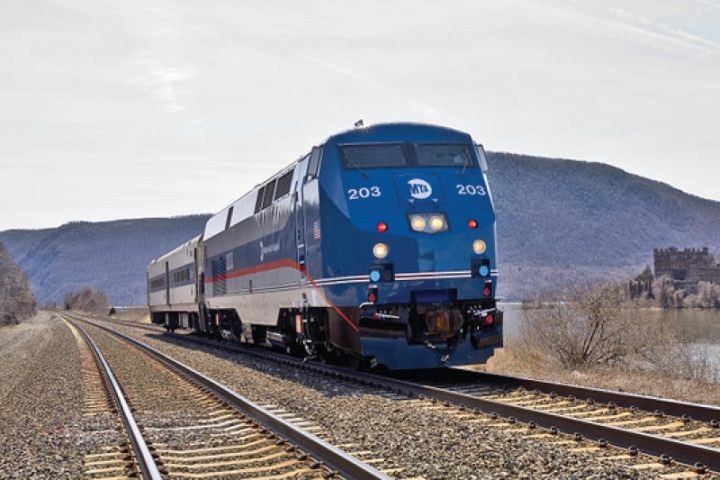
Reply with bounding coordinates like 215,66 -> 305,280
407,178 -> 432,200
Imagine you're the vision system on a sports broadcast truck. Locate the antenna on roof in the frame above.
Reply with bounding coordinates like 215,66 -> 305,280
354,119 -> 364,128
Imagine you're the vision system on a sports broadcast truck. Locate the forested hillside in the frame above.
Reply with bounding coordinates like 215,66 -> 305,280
2,153 -> 719,304
488,153 -> 720,297
0,216 -> 209,305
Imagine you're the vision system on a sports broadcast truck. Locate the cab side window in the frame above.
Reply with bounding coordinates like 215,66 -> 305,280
305,147 -> 322,181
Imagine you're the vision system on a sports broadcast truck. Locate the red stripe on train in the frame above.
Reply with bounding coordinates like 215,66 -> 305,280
204,258 -> 359,332
204,258 -> 297,283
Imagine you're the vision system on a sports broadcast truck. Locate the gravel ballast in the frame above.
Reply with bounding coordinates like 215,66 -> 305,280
89,319 -> 708,479
0,313 -> 139,479
0,313 -> 86,478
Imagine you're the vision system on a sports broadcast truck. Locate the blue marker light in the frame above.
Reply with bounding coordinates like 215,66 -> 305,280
369,270 -> 382,282
479,265 -> 490,277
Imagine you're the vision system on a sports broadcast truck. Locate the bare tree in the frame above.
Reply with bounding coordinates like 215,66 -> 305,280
697,282 -> 720,308
0,241 -> 36,326
64,287 -> 110,314
521,282 -> 657,367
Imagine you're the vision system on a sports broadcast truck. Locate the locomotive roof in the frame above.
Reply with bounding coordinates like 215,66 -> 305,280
326,121 -> 472,143
149,234 -> 201,265
202,122 -> 477,241
243,122 -> 474,195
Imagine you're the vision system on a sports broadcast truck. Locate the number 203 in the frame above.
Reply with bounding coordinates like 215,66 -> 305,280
456,184 -> 486,196
348,186 -> 381,200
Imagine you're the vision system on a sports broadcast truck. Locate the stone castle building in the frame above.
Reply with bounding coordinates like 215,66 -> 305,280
653,247 -> 720,289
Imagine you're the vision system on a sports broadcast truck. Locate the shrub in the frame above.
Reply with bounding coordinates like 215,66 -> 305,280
517,281 -> 719,384
521,282 -> 659,367
63,287 -> 110,314
642,342 -> 719,383
696,282 -> 720,308
653,276 -> 677,308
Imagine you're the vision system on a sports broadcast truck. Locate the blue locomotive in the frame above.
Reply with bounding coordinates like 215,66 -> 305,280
148,122 -> 502,369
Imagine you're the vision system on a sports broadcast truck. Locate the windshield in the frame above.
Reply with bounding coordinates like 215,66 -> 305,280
341,144 -> 406,169
340,143 -> 476,170
415,144 -> 472,167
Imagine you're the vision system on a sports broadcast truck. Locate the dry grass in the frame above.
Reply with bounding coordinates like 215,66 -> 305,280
110,307 -> 150,323
488,347 -> 720,406
487,282 -> 720,406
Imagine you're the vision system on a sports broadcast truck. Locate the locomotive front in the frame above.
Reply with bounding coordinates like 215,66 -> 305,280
316,123 -> 502,369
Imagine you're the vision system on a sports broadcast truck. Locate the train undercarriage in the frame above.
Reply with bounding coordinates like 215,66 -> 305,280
163,299 -> 502,369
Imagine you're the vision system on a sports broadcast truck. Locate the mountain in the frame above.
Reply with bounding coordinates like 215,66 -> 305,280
488,153 -> 720,297
0,216 -> 210,305
2,153 -> 719,304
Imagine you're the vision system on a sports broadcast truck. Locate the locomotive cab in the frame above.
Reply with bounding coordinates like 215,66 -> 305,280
310,123 -> 503,369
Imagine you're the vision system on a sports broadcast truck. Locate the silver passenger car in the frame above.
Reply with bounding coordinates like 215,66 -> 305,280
147,235 -> 203,329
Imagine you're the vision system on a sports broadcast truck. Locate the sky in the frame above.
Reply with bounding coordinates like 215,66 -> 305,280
1,0 -> 719,231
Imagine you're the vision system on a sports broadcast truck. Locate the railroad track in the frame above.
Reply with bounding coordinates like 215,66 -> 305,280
78,314 -> 720,476
63,319 -> 148,479
64,315 -> 392,480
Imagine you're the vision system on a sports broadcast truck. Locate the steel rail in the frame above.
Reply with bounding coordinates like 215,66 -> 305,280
80,315 -> 720,472
99,315 -> 720,424
445,368 -> 720,423
70,319 -> 163,480
73,316 -> 391,480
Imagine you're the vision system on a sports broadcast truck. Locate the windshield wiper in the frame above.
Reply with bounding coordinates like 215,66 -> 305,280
459,156 -> 469,177
345,156 -> 370,179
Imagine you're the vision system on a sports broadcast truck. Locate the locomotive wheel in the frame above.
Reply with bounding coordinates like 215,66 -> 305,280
251,326 -> 266,346
348,353 -> 369,371
230,316 -> 242,342
319,342 -> 342,365
314,345 -> 331,364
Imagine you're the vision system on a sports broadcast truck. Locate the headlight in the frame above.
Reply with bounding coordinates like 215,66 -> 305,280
473,239 -> 487,254
407,213 -> 448,233
429,216 -> 445,231
410,215 -> 426,232
373,243 -> 389,259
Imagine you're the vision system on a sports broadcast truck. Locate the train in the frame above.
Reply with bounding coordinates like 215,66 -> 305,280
147,122 -> 502,369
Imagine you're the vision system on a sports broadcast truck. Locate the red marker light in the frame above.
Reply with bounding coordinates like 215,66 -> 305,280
377,222 -> 388,233
468,219 -> 478,229
483,286 -> 491,297
483,314 -> 495,326
368,292 -> 377,303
